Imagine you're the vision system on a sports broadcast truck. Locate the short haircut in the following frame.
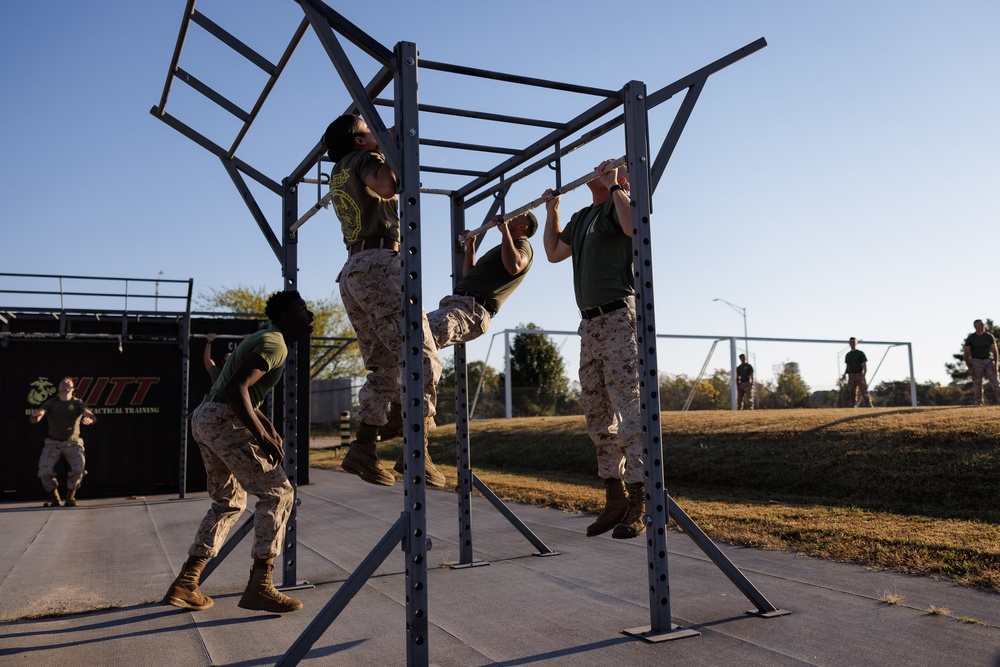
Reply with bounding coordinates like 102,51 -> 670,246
521,211 -> 538,238
265,290 -> 303,323
60,376 -> 74,386
323,115 -> 360,163
974,319 -> 984,326
849,337 -> 857,342
739,354 -> 746,360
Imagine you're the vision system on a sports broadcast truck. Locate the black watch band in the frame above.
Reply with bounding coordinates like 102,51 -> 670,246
609,183 -> 625,195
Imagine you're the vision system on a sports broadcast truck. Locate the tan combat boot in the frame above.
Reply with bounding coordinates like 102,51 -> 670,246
43,489 -> 61,508
381,400 -> 404,440
64,490 -> 78,507
586,478 -> 628,537
238,558 -> 303,613
162,556 -> 214,611
393,417 -> 446,488
342,423 -> 395,486
612,482 -> 648,540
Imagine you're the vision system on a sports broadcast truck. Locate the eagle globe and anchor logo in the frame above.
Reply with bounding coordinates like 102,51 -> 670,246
27,377 -> 58,407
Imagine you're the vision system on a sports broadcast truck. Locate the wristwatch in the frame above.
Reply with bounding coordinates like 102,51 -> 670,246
609,183 -> 626,195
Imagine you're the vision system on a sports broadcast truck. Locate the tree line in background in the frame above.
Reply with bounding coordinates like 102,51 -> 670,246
203,287 -> 998,417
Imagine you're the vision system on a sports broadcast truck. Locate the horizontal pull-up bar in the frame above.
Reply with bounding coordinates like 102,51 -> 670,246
461,155 -> 626,239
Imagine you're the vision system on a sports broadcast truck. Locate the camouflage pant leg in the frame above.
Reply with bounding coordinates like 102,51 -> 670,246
187,402 -> 293,560
969,358 -> 999,403
578,306 -> 643,485
846,373 -> 872,407
737,382 -> 754,410
340,250 -> 441,425
427,294 -> 491,349
38,438 -> 86,492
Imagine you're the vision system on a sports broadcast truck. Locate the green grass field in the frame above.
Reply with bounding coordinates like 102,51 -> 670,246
311,406 -> 1000,592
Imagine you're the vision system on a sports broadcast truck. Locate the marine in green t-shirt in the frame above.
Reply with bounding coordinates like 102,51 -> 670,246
453,213 -> 535,316
330,149 -> 399,247
206,328 -> 289,410
542,157 -> 646,540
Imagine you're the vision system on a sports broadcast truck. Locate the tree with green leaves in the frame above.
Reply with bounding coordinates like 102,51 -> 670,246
197,285 -> 363,379
435,358 -> 504,423
945,318 -> 1000,384
767,361 -> 811,408
506,323 -> 570,417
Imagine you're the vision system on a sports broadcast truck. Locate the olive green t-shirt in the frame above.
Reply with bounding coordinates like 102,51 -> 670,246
844,349 -> 867,374
964,332 -> 996,359
206,328 -> 288,410
559,197 -> 634,310
454,238 -> 533,315
330,150 -> 400,247
38,396 -> 89,440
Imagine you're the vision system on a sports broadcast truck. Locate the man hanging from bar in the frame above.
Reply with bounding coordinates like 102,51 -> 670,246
381,212 -> 536,441
541,159 -> 646,539
163,290 -> 314,613
323,114 -> 445,488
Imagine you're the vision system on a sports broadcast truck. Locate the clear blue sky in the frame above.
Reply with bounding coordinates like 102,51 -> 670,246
2,1 -> 998,393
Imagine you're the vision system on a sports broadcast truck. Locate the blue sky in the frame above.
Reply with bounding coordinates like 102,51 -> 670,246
2,1 -> 998,393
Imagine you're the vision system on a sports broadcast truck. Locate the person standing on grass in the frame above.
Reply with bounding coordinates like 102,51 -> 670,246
541,158 -> 646,540
736,354 -> 755,410
162,290 -> 313,614
29,376 -> 96,508
842,337 -> 874,407
963,319 -> 1000,405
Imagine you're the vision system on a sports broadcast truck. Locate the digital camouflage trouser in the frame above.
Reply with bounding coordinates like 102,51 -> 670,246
38,438 -> 86,492
187,401 -> 293,560
426,293 -> 492,350
846,372 -> 874,407
578,305 -> 644,485
737,381 -> 754,410
339,248 -> 441,426
968,357 -> 1000,405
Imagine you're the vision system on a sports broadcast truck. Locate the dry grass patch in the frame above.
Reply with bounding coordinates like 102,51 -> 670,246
310,407 -> 1000,593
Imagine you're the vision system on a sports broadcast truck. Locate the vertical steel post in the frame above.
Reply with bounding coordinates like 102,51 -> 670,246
907,343 -> 917,407
179,278 -> 193,498
504,330 -> 512,419
729,338 -> 738,410
621,80 -> 698,642
450,196 -> 479,566
281,178 -> 303,589
395,41 -> 430,666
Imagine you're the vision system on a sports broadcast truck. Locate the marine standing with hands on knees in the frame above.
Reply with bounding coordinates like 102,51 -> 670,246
162,290 -> 313,614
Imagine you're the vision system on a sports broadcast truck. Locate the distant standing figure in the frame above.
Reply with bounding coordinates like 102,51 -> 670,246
736,354 -> 754,410
842,337 -> 873,407
202,333 -> 232,383
963,319 -> 1000,405
29,377 -> 96,507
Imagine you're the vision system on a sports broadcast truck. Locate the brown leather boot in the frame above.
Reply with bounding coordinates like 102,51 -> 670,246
612,482 -> 648,539
64,490 -> 78,507
342,423 -> 395,486
382,400 -> 404,440
162,556 -> 214,611
394,443 -> 448,488
238,558 -> 303,613
586,478 -> 628,537
43,490 -> 61,508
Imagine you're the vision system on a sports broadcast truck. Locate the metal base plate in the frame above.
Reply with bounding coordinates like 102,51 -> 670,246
444,560 -> 490,570
278,582 -> 316,592
533,550 -> 560,557
747,608 -> 792,618
622,624 -> 701,643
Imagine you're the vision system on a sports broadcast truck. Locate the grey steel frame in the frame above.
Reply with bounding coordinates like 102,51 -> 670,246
151,1 -> 778,662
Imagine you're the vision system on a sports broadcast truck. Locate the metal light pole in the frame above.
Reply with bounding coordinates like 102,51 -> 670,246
713,298 -> 748,357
